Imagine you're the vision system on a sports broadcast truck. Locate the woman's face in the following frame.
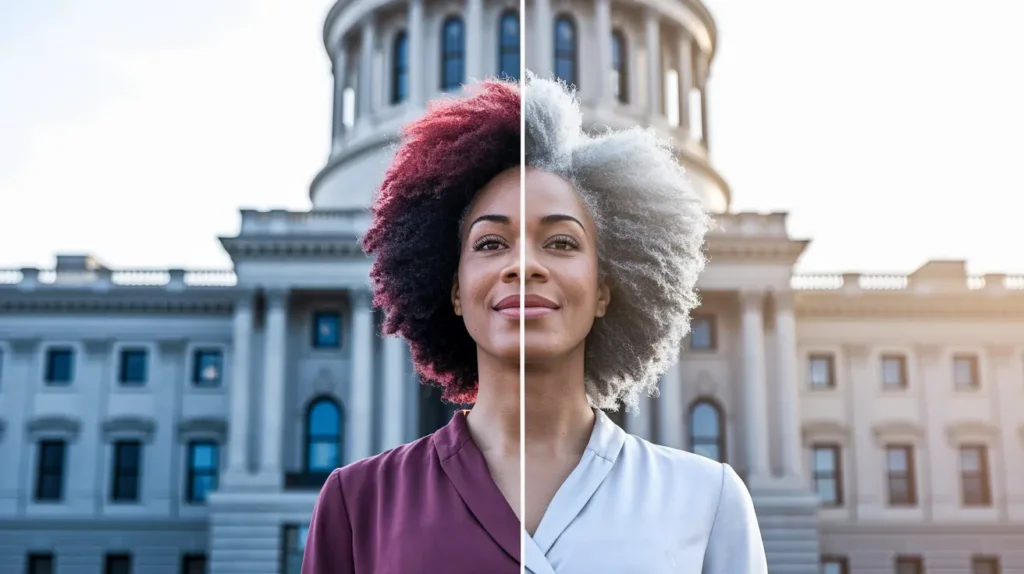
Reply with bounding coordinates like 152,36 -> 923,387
452,166 -> 610,367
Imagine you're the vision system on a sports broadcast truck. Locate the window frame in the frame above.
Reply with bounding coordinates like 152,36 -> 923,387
110,440 -> 143,502
497,10 -> 520,81
104,553 -> 132,574
390,30 -> 408,105
185,440 -> 220,504
687,314 -> 717,351
880,354 -> 908,390
180,553 -> 207,574
44,348 -> 74,385
885,444 -> 917,506
118,348 -> 149,386
821,556 -> 849,574
611,29 -> 628,104
953,354 -> 981,390
971,555 -> 1001,574
311,310 -> 342,350
687,398 -> 725,462
34,439 -> 66,502
811,443 -> 843,506
26,553 -> 55,574
439,16 -> 466,91
959,444 -> 992,506
895,556 -> 924,574
191,349 -> 224,388
808,353 -> 836,390
304,397 -> 343,472
553,14 -> 578,88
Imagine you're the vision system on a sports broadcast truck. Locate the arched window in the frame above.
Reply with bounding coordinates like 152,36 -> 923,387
611,29 -> 628,104
392,31 -> 408,104
305,398 -> 342,472
689,399 -> 725,462
498,11 -> 520,81
440,17 -> 465,91
553,15 -> 577,88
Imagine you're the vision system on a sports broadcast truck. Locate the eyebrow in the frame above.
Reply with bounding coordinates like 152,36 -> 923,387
468,214 -> 511,231
540,214 -> 587,235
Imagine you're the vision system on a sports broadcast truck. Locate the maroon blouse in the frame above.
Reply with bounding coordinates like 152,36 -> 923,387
301,411 -> 521,573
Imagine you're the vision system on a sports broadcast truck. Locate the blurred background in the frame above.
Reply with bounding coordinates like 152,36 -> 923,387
1,1 -> 1022,573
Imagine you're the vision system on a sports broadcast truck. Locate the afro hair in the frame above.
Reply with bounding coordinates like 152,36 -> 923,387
361,80 -> 520,404
524,72 -> 711,411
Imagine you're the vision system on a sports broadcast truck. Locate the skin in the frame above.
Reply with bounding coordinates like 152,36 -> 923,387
451,166 -> 611,535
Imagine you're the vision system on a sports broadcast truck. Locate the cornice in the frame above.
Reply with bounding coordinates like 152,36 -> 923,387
795,291 -> 1024,319
218,236 -> 366,259
705,237 -> 809,264
801,420 -> 851,446
102,416 -> 157,443
0,294 -> 235,315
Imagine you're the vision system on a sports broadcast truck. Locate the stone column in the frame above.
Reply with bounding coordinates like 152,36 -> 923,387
465,0 -> 484,82
625,396 -> 653,439
990,346 -> 1024,520
644,8 -> 662,119
408,0 -> 425,106
657,350 -> 685,450
258,289 -> 288,483
845,344 -> 875,516
677,30 -> 692,132
533,0 -> 552,77
917,345 -> 952,517
226,292 -> 254,478
595,0 -> 613,106
380,334 -> 407,451
740,290 -> 771,483
774,291 -> 804,479
348,289 -> 375,462
358,16 -> 376,121
332,43 -> 348,147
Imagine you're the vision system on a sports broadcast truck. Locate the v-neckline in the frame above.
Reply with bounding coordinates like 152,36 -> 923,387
434,410 -> 522,564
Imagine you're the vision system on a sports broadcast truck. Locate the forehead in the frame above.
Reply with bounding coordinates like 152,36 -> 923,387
466,167 -> 592,224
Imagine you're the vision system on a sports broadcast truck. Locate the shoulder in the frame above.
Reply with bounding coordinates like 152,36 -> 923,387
620,433 -> 727,490
331,433 -> 439,495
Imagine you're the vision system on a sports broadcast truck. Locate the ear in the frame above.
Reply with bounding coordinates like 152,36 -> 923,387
451,276 -> 463,316
595,280 -> 611,318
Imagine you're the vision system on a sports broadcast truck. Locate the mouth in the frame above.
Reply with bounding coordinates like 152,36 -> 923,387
493,294 -> 560,319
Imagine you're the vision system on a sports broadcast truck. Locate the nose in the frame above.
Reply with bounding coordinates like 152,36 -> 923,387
500,243 -> 549,284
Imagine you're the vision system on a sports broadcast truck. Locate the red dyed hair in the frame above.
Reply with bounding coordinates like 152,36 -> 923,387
361,80 -> 520,404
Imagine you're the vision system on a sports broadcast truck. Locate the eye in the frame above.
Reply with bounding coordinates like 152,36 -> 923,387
472,234 -> 508,251
546,234 -> 580,250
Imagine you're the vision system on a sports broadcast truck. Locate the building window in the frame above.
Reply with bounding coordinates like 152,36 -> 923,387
186,441 -> 219,504
312,311 -> 342,349
895,556 -> 924,574
553,15 -> 577,87
971,556 -> 1000,574
811,444 -> 842,506
960,445 -> 992,506
688,399 -> 724,462
881,354 -> 907,389
0,347 -> 5,386
498,11 -> 519,81
104,553 -> 132,574
886,445 -> 917,506
181,554 -> 207,574
111,440 -> 142,502
26,553 -> 54,574
44,348 -> 74,385
688,315 -> 716,350
391,31 -> 408,104
192,350 -> 223,387
809,354 -> 835,389
440,17 -> 465,91
282,524 -> 310,574
821,556 -> 848,574
306,398 -> 342,472
611,29 -> 628,104
954,354 -> 980,390
34,440 -> 66,502
118,349 -> 148,385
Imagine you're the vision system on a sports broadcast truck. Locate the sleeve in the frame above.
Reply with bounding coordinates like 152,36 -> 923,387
701,463 -> 768,574
301,469 -> 356,574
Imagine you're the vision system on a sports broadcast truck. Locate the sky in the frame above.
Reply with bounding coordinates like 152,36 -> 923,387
1,0 -> 1022,274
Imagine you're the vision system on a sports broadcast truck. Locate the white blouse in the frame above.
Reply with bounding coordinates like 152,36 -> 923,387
522,409 -> 768,574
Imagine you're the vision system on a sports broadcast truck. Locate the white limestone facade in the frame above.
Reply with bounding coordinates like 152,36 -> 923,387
1,1 -> 1023,574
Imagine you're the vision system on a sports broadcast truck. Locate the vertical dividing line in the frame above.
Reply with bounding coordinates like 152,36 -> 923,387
518,5 -> 527,571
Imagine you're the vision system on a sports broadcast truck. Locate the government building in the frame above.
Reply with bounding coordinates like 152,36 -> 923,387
1,0 -> 1022,573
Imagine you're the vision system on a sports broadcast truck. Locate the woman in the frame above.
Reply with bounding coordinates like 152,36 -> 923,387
301,74 -> 767,574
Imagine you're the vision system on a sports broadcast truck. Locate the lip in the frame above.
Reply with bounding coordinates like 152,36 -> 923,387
493,294 -> 560,310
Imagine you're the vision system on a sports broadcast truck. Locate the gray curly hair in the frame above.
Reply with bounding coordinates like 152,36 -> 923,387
523,72 -> 711,412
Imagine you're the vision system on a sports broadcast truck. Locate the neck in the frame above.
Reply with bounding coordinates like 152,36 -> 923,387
467,346 -> 594,459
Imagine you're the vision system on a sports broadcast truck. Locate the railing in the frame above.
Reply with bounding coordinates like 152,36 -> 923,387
0,268 -> 237,288
792,273 -> 1024,292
